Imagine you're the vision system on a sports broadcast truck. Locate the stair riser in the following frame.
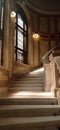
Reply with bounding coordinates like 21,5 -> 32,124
10,84 -> 44,87
16,77 -> 45,81
0,126 -> 58,130
0,126 -> 59,130
0,121 -> 60,130
0,108 -> 60,117
9,90 -> 44,93
9,71 -> 45,91
17,75 -> 44,77
13,81 -> 44,84
0,99 -> 57,105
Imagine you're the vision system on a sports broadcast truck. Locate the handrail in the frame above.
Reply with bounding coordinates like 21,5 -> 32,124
42,44 -> 60,63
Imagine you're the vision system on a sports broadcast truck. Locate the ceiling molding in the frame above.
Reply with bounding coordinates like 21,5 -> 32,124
24,0 -> 60,15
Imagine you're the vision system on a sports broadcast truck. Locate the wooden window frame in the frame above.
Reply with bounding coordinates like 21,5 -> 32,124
15,5 -> 28,64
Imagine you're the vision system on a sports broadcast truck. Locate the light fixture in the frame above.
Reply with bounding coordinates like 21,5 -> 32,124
11,11 -> 16,18
32,33 -> 40,40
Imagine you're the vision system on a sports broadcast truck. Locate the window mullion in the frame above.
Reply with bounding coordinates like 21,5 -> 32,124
16,14 -> 18,61
15,5 -> 28,63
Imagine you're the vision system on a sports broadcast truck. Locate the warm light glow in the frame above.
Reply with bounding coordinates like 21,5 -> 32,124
29,67 -> 44,74
32,33 -> 40,39
10,91 -> 53,98
11,11 -> 16,18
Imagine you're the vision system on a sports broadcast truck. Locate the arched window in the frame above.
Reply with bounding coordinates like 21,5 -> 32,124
15,4 -> 28,64
0,0 -> 4,65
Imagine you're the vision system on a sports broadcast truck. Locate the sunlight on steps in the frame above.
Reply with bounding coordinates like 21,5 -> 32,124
9,92 -> 54,98
8,66 -> 45,98
29,67 -> 44,74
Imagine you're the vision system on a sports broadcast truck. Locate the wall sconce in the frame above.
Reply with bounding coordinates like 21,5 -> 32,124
32,33 -> 40,40
11,11 -> 16,18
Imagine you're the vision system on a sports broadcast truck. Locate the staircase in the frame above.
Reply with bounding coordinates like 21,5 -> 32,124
0,67 -> 60,130
8,67 -> 45,96
0,97 -> 59,130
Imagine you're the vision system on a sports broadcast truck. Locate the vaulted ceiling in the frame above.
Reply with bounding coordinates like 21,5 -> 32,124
24,0 -> 60,15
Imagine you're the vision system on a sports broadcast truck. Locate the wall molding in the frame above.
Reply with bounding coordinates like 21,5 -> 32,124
24,0 -> 60,15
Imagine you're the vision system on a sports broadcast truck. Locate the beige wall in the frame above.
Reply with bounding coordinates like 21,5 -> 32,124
13,61 -> 33,74
0,0 -> 60,91
3,0 -> 60,70
27,9 -> 60,66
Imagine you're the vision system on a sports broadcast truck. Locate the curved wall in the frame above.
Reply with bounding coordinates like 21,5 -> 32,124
25,0 -> 60,15
28,8 -> 60,66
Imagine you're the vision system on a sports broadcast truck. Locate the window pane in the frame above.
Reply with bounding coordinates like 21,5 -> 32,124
1,6 -> 3,29
0,40 -> 2,65
17,28 -> 23,49
24,24 -> 27,31
0,0 -> 1,5
24,36 -> 26,51
0,0 -> 4,65
14,30 -> 16,46
18,14 -> 23,28
0,0 -> 3,30
17,50 -> 23,63
15,4 -> 28,63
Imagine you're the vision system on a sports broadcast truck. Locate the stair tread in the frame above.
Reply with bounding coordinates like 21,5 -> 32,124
8,70 -> 45,96
0,97 -> 57,105
0,97 -> 57,100
11,83 -> 44,85
13,81 -> 44,83
9,86 -> 44,88
0,116 -> 60,126
0,105 -> 60,110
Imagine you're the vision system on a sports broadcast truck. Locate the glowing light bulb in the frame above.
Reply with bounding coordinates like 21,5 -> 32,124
32,33 -> 40,40
11,11 -> 16,18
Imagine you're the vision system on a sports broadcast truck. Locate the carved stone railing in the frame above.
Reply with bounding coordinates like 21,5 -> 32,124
43,44 -> 60,97
54,56 -> 60,73
42,44 -> 60,64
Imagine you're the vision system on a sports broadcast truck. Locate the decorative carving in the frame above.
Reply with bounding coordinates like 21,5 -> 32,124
54,56 -> 60,73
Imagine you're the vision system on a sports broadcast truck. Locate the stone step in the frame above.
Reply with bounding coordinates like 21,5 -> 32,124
0,116 -> 60,130
17,74 -> 44,77
10,83 -> 44,87
0,105 -> 60,117
8,86 -> 44,93
13,81 -> 44,84
0,98 -> 57,105
12,81 -> 45,84
16,77 -> 45,81
8,69 -> 45,96
9,73 -> 45,93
